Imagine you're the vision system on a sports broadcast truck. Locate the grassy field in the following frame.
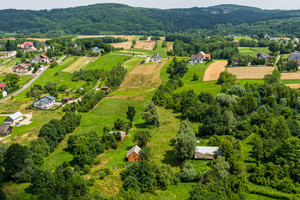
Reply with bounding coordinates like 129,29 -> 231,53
174,62 -> 221,96
83,53 -> 131,71
62,56 -> 97,73
239,47 -> 271,57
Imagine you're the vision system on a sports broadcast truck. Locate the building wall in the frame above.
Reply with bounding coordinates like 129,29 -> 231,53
127,152 -> 142,162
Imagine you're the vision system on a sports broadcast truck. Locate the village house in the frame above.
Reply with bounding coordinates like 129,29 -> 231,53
150,53 -> 162,62
0,125 -> 13,136
194,146 -> 221,160
189,52 -> 206,64
14,64 -> 31,74
2,90 -> 7,98
34,95 -> 56,109
109,131 -> 127,141
205,54 -> 211,60
31,57 -> 41,64
91,47 -> 101,54
256,53 -> 271,59
126,145 -> 142,162
0,83 -> 7,91
290,50 -> 300,59
24,42 -> 34,49
4,111 -> 23,125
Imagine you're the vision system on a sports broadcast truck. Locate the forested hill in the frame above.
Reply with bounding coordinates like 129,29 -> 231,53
0,3 -> 300,35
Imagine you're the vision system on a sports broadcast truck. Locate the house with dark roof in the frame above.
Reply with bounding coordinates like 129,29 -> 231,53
5,112 -> 23,125
189,53 -> 204,65
0,125 -> 12,136
150,53 -> 161,62
126,145 -> 142,162
256,53 -> 271,59
34,95 -> 55,109
194,146 -> 221,160
290,50 -> 300,59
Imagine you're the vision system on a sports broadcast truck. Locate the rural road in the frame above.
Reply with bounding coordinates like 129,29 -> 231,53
0,55 -> 67,103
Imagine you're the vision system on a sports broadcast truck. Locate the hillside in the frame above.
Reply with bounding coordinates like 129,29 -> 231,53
0,3 -> 300,35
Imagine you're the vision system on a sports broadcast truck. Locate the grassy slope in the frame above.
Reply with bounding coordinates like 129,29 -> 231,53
84,54 -> 130,71
175,61 -> 221,96
239,47 -> 271,57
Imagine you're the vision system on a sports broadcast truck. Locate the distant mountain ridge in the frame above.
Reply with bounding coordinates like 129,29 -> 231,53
0,3 -> 299,35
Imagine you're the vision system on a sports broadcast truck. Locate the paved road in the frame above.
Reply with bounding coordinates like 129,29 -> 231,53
0,56 -> 67,103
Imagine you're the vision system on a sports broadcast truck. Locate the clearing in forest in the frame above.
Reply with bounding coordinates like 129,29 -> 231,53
62,57 -> 96,73
203,61 -> 227,81
227,67 -> 274,79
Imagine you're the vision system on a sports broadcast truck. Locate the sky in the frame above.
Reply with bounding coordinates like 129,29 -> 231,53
1,0 -> 300,10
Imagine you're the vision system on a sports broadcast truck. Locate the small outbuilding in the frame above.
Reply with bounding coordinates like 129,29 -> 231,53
5,112 -> 23,125
62,97 -> 72,104
194,146 -> 220,160
0,125 -> 13,136
109,131 -> 126,141
126,145 -> 142,162
101,86 -> 110,91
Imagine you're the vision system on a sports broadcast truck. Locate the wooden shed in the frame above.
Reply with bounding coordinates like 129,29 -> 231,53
0,125 -> 13,136
126,145 -> 142,162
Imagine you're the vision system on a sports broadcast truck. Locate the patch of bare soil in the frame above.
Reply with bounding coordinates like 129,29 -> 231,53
285,84 -> 300,89
203,61 -> 227,81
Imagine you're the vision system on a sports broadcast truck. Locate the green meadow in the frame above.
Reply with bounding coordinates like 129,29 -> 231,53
239,47 -> 272,57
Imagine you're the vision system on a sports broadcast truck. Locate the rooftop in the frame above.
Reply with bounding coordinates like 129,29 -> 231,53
126,145 -> 141,158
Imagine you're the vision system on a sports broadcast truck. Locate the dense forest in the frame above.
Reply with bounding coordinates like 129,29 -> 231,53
0,4 -> 300,37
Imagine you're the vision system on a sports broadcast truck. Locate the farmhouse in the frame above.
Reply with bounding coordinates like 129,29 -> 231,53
34,95 -> 56,109
189,53 -> 204,64
256,53 -> 271,59
290,50 -> 300,59
0,83 -> 7,91
109,131 -> 126,141
91,47 -> 101,54
2,90 -> 7,98
0,125 -> 12,136
5,112 -> 23,125
205,54 -> 211,60
194,146 -> 220,160
14,64 -> 31,74
126,145 -> 142,162
39,54 -> 50,63
31,57 -> 40,64
150,53 -> 161,62
23,42 -> 34,49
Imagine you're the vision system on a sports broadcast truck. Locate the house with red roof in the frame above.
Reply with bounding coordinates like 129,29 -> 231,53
24,42 -> 34,49
0,83 -> 7,91
205,54 -> 211,60
39,54 -> 49,63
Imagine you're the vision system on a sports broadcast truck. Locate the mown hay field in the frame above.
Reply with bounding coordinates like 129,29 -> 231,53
62,56 -> 96,73
227,67 -> 274,79
203,61 -> 227,81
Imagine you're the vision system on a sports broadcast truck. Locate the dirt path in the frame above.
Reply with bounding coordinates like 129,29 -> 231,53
203,61 -> 227,81
227,67 -> 274,79
120,61 -> 167,89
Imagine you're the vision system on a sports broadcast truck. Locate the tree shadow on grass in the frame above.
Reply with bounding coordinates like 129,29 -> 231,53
162,138 -> 180,167
134,123 -> 148,129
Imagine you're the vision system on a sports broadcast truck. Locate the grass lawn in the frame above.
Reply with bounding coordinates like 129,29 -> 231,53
174,62 -> 221,96
0,74 -> 32,86
239,47 -> 271,57
281,79 -> 300,84
238,79 -> 265,85
83,53 -> 131,71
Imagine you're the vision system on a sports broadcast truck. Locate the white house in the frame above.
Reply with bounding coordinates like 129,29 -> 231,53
34,95 -> 55,109
4,111 -> 23,124
194,146 -> 221,160
2,90 -> 7,98
150,53 -> 161,62
91,47 -> 101,54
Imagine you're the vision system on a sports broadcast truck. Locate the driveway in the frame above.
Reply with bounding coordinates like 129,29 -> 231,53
0,55 -> 67,103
